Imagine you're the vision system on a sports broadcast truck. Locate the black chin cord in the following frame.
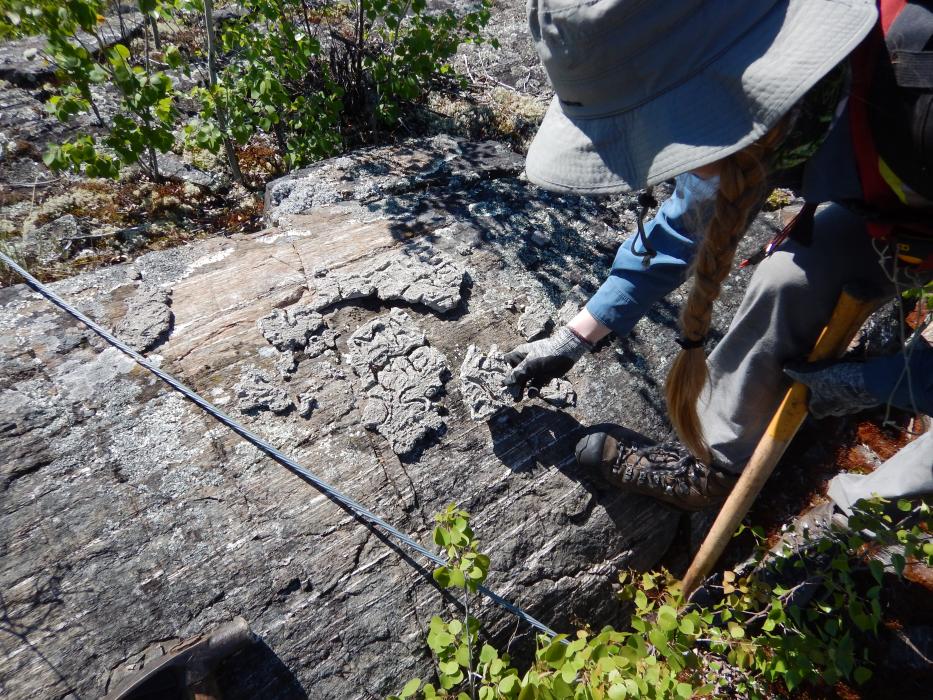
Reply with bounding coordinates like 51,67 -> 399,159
633,187 -> 658,267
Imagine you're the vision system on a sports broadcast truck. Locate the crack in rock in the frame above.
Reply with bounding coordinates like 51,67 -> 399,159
346,309 -> 449,455
115,286 -> 173,353
310,251 -> 464,314
458,345 -> 519,421
235,369 -> 293,414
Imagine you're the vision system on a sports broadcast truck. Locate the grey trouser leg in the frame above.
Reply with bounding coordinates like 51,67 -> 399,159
698,204 -> 933,508
827,430 -> 933,514
698,204 -> 893,469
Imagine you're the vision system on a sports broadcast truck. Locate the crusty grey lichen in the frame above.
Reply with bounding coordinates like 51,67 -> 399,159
459,345 -> 576,419
258,306 -> 337,357
346,309 -> 449,454
517,304 -> 552,341
235,369 -> 293,414
459,344 -> 519,421
115,285 -> 173,353
310,251 -> 464,314
537,378 -> 576,409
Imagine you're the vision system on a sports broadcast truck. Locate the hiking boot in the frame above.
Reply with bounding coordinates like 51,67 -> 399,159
575,430 -> 738,511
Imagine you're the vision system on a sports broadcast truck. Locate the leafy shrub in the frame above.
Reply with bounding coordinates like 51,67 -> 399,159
393,498 -> 933,699
2,0 -> 494,179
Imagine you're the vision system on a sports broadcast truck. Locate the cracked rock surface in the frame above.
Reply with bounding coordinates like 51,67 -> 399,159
0,135 -> 785,699
459,345 -> 576,419
310,250 -> 464,314
347,309 -> 449,454
538,378 -> 576,409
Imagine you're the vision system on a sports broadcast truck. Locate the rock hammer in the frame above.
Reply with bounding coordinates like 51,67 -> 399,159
682,282 -> 888,597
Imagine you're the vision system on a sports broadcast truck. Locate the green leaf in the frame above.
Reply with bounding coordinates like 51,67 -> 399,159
560,663 -> 576,683
439,659 -> 459,675
676,682 -> 693,698
164,44 -> 183,69
869,559 -> 884,585
448,567 -> 465,588
607,684 -> 627,700
399,678 -> 421,698
498,675 -> 517,695
113,43 -> 130,60
433,566 -> 450,588
657,606 -> 678,632
433,527 -> 450,547
648,627 -> 669,652
897,499 -> 913,512
854,666 -> 872,684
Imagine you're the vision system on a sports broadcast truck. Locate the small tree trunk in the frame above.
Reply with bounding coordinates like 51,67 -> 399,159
114,1 -> 126,38
148,145 -> 162,183
203,0 -> 245,186
273,121 -> 289,172
150,16 -> 162,51
356,0 -> 365,108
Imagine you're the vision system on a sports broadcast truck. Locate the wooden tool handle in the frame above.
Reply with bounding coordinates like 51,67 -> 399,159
681,283 -> 886,596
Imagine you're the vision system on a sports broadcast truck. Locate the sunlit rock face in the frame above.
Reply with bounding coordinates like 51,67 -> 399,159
0,135 -> 780,699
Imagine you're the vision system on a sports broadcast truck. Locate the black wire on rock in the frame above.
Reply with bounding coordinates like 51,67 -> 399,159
0,252 -> 559,639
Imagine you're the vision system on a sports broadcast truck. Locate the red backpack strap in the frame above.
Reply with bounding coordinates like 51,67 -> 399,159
848,0 -> 910,239
849,0 -> 907,238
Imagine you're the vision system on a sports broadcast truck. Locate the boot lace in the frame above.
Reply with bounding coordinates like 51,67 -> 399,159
613,443 -> 711,497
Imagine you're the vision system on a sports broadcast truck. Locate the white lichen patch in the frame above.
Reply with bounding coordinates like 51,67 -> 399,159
346,309 -> 449,455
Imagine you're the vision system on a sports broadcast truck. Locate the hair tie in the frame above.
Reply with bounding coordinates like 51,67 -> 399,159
675,336 -> 705,350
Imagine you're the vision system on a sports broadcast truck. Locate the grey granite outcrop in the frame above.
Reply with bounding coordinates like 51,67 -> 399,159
258,306 -> 336,358
0,136 -> 782,699
235,368 -> 294,414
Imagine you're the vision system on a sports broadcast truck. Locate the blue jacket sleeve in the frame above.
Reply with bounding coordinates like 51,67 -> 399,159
586,173 -> 717,337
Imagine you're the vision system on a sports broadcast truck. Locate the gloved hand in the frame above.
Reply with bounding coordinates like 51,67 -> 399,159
783,360 -> 879,419
503,326 -> 592,394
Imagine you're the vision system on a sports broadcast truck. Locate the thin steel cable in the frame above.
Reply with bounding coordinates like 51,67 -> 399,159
0,252 -> 558,639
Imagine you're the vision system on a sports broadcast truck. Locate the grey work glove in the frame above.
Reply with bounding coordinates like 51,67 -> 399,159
503,326 -> 592,395
783,360 -> 880,419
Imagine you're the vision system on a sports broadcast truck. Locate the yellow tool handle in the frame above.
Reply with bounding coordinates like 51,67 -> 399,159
682,283 -> 886,597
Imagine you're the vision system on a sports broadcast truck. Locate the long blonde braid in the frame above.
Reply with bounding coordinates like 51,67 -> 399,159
665,122 -> 789,462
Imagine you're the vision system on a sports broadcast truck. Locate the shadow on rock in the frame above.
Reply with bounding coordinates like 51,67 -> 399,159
488,406 -> 681,536
215,637 -> 309,700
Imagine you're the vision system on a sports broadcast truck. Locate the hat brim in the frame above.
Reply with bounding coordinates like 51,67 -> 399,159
525,0 -> 877,195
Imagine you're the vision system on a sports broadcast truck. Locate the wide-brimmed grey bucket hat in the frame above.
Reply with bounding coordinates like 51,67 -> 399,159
525,0 -> 878,194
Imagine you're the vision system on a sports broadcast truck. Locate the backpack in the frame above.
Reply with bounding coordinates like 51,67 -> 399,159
752,0 -> 933,270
